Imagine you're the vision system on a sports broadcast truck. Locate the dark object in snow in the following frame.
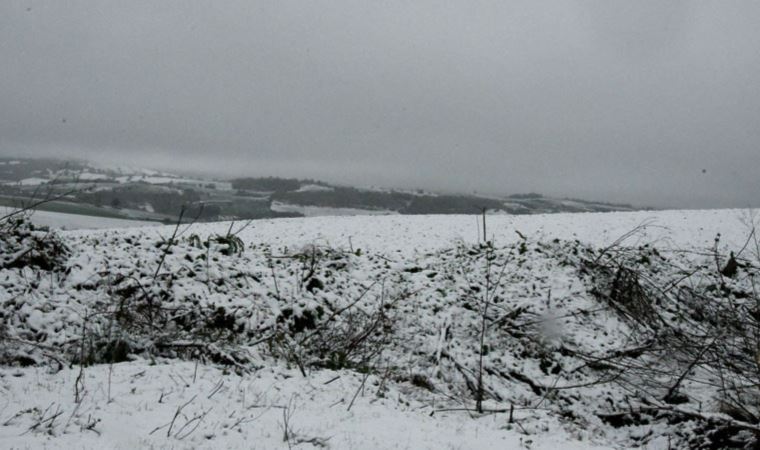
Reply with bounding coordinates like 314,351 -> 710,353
99,339 -> 132,363
721,252 -> 738,278
598,410 -> 652,428
663,389 -> 690,405
410,373 -> 435,391
278,306 -> 322,333
12,354 -> 37,367
306,277 -> 324,293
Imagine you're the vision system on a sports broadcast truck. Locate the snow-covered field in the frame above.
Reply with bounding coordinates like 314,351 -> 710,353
23,210 -> 159,230
1,208 -> 758,449
270,201 -> 398,218
0,362 -> 595,450
21,207 -> 752,248
63,208 -> 750,253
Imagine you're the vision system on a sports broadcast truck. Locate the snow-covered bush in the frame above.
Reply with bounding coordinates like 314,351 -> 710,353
186,232 -> 245,256
582,243 -> 760,448
0,214 -> 68,271
0,214 -> 70,366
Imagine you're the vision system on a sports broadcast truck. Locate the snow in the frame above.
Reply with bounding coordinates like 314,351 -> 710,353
295,184 -> 334,193
22,210 -> 159,230
113,175 -> 220,187
76,208 -> 747,255
0,361 -> 602,449
15,177 -> 48,186
77,172 -> 110,181
271,201 -> 399,218
115,175 -> 180,184
1,207 -> 757,449
94,165 -> 172,177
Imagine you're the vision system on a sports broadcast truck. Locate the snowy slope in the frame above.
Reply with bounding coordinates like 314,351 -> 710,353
63,208 -> 750,253
1,208 -> 757,449
26,210 -> 159,230
0,362 -> 598,450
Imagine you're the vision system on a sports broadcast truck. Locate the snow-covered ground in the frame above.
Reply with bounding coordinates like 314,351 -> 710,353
22,210 -> 159,230
13,177 -> 49,186
70,208 -> 750,254
39,205 -> 748,248
295,184 -> 335,193
270,201 -> 398,217
77,172 -> 111,181
0,362 -> 598,450
113,175 -> 232,190
1,208 -> 758,449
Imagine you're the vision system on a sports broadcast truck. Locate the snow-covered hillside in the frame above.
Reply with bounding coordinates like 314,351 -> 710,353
1,209 -> 758,449
62,208 -> 751,253
25,210 -> 158,230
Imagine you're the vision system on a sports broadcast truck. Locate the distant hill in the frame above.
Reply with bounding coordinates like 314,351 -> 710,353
0,157 -> 640,222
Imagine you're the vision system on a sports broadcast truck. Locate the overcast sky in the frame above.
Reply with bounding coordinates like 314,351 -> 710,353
1,1 -> 759,208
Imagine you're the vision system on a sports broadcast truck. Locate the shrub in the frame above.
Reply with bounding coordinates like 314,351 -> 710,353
0,215 -> 69,271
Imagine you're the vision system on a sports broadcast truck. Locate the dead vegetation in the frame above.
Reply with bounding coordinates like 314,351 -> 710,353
3,210 -> 760,448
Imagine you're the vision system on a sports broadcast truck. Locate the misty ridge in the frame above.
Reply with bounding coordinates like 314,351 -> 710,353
0,157 -> 637,224
2,2 -> 760,450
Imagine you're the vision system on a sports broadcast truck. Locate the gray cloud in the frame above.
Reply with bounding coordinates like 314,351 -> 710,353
1,1 -> 759,208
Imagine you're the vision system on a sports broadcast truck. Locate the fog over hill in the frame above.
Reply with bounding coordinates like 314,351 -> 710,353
0,157 -> 638,223
2,2 -> 760,208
